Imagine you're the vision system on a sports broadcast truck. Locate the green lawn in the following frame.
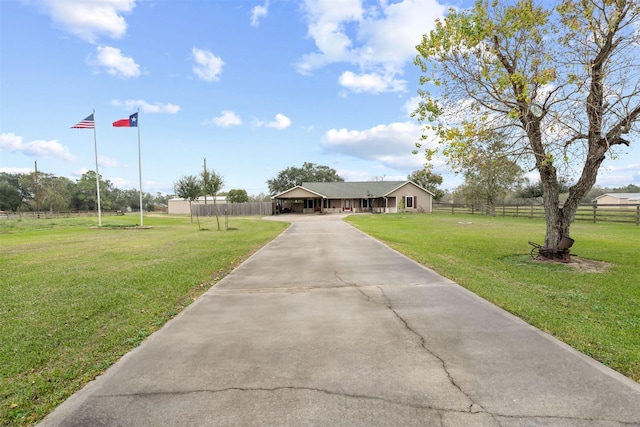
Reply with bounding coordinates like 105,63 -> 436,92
0,214 -> 288,426
345,213 -> 640,384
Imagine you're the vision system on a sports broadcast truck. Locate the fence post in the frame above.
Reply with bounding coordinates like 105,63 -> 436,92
593,202 -> 597,223
636,205 -> 639,226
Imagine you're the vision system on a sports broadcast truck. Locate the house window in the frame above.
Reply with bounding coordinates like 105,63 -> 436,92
406,196 -> 414,208
304,199 -> 314,209
362,199 -> 369,208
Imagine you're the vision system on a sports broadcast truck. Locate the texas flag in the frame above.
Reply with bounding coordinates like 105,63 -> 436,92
113,112 -> 138,127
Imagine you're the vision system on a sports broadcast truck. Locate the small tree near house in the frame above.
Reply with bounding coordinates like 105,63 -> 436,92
174,175 -> 201,226
201,168 -> 224,230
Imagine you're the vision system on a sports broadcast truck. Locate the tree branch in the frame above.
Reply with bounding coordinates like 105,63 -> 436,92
604,103 -> 640,147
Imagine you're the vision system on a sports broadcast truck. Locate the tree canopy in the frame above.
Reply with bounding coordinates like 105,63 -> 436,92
226,189 -> 249,203
0,171 -> 160,214
174,175 -> 201,223
267,162 -> 344,195
407,168 -> 445,200
414,0 -> 640,248
200,167 -> 224,229
454,134 -> 526,215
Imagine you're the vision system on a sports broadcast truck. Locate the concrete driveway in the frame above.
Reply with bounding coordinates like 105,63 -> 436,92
40,214 -> 640,426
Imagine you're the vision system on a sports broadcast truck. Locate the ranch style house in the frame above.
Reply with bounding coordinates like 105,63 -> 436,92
272,181 -> 434,214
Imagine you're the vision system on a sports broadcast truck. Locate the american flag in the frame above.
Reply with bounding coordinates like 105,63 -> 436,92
71,114 -> 95,129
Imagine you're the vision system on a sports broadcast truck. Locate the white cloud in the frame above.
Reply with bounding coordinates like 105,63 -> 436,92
250,1 -> 269,27
596,162 -> 640,187
192,48 -> 224,82
110,177 -> 131,188
211,111 -> 243,127
403,96 -> 421,117
32,0 -> 135,43
266,113 -> 292,130
112,99 -> 180,113
358,0 -> 445,66
73,168 -> 90,178
296,0 -> 363,74
322,121 -> 430,170
98,156 -> 121,168
0,132 -> 77,161
0,167 -> 34,174
336,169 -> 372,181
297,0 -> 446,93
92,45 -> 140,78
338,70 -> 406,93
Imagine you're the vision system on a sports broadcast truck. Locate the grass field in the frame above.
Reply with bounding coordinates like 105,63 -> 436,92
345,213 -> 640,384
1,213 -> 638,426
0,214 -> 288,426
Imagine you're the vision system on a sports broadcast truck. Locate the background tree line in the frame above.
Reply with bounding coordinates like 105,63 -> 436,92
0,171 -> 168,213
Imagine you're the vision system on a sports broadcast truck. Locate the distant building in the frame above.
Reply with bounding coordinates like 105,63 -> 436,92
592,193 -> 640,207
168,196 -> 227,215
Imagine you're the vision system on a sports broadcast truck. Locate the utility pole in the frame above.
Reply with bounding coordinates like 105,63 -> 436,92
203,157 -> 207,204
35,161 -> 40,216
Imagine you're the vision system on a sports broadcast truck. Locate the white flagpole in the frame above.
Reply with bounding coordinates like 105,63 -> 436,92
93,109 -> 102,226
137,108 -> 143,226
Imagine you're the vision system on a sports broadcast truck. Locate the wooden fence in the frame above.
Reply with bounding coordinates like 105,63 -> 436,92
433,203 -> 640,225
193,202 -> 273,217
2,203 -> 274,219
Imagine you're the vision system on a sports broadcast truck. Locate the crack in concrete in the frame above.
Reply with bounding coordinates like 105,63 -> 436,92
372,285 -> 490,417
332,272 -> 490,418
101,385 -> 475,416
491,413 -> 640,426
99,386 -> 631,425
210,274 -> 636,426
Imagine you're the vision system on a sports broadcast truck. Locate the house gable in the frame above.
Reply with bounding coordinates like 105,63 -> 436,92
272,185 -> 325,199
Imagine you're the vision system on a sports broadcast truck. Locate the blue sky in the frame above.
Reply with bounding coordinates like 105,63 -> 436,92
1,0 -> 638,197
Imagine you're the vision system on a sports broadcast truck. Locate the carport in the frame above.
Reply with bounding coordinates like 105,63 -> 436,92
272,186 -> 327,214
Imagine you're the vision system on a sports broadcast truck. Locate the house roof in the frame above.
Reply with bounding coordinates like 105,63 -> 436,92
273,181 -> 434,199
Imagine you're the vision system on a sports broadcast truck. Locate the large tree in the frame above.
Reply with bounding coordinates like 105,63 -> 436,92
455,137 -> 526,215
38,174 -> 74,213
414,0 -> 640,249
70,171 -> 113,212
226,189 -> 249,203
407,168 -> 445,200
0,173 -> 24,211
267,162 -> 343,195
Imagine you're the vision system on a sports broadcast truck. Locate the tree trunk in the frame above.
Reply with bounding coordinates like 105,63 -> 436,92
539,165 -> 565,248
539,141 -> 608,250
214,201 -> 220,230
